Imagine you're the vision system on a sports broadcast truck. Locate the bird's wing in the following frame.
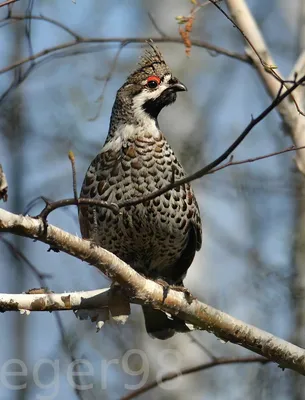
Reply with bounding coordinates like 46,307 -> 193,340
171,182 -> 202,284
79,148 -> 121,239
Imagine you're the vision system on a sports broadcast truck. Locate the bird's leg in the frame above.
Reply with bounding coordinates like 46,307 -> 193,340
155,278 -> 170,303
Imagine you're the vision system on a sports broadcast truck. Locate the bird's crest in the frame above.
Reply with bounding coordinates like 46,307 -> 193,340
125,40 -> 171,84
138,40 -> 165,69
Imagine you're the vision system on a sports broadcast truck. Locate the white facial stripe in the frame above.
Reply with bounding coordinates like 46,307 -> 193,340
130,73 -> 173,129
132,90 -> 159,131
163,74 -> 171,84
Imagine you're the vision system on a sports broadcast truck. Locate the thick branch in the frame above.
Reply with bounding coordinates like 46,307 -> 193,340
0,289 -> 110,312
0,208 -> 305,375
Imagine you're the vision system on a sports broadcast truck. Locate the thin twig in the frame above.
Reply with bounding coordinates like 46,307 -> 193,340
120,356 -> 270,400
117,75 -> 305,209
0,14 -> 81,39
208,145 -> 305,174
0,235 -> 83,400
208,0 -> 305,116
0,0 -> 19,8
147,12 -> 168,37
36,143 -> 305,220
0,36 -> 251,77
187,332 -> 217,360
52,312 -> 85,400
208,0 -> 276,74
24,0 -> 35,61
38,197 -> 119,220
68,151 -> 78,204
89,43 -> 126,121
0,236 -> 52,283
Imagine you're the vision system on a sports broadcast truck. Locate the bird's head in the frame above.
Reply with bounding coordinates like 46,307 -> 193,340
116,42 -> 187,123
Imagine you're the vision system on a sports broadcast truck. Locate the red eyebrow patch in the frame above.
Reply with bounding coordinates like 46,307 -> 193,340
147,76 -> 161,84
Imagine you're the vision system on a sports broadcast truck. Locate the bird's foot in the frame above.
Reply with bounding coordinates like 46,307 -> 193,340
154,279 -> 194,304
170,284 -> 194,304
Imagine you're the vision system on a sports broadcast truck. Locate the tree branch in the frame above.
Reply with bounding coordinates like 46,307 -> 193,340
0,208 -> 305,375
121,356 -> 270,400
0,0 -> 19,8
208,145 -> 305,174
36,144 -> 305,220
117,74 -> 305,209
225,0 -> 305,174
0,36 -> 250,77
0,288 -> 111,312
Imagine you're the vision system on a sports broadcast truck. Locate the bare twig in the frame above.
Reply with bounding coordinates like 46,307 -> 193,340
121,356 -> 270,400
89,43 -> 126,121
187,332 -> 217,360
209,0 -> 305,116
0,236 -> 52,284
208,145 -> 305,174
0,14 -> 81,39
24,0 -> 35,61
0,8 -> 249,69
0,34 -> 250,103
38,197 -> 119,220
0,36 -> 250,78
0,233 -> 83,399
0,14 -> 250,102
117,75 -> 305,209
68,151 -> 78,204
148,12 -> 168,37
36,143 -> 305,221
31,74 -> 305,223
52,312 -> 85,400
0,0 -> 19,8
0,61 -> 35,103
224,0 -> 305,175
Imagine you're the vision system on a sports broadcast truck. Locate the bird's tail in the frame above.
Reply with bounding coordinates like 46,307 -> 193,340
142,305 -> 190,340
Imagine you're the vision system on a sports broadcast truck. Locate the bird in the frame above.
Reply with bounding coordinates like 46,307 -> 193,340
79,42 -> 202,340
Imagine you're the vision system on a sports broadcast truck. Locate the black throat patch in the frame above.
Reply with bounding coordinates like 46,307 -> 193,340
142,89 -> 177,119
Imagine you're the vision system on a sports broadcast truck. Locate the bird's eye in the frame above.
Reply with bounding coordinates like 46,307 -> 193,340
146,76 -> 161,89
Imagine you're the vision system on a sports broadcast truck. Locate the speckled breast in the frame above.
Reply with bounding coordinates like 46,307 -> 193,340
79,130 -> 200,279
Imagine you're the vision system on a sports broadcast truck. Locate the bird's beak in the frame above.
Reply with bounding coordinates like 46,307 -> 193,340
171,80 -> 187,92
